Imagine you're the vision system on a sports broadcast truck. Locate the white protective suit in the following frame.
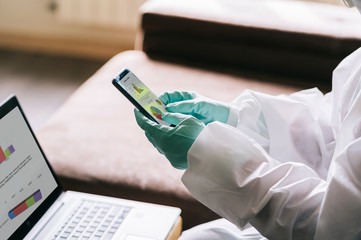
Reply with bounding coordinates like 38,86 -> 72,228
181,47 -> 361,239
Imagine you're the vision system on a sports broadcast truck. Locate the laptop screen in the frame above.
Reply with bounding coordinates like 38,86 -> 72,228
0,96 -> 61,240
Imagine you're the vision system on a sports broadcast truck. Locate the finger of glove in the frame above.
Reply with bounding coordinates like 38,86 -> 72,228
134,109 -> 158,131
162,112 -> 192,126
166,100 -> 201,115
159,91 -> 197,105
134,109 -> 171,137
145,131 -> 155,146
145,132 -> 166,155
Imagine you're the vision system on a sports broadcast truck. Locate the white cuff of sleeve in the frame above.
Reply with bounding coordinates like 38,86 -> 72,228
226,105 -> 239,127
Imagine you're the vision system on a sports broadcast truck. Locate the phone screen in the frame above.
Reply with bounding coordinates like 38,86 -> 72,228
113,69 -> 170,126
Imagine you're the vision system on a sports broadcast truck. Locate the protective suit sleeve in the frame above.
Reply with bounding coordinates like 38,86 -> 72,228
182,47 -> 361,239
226,104 -> 240,127
225,88 -> 334,179
182,122 -> 327,239
314,47 -> 361,239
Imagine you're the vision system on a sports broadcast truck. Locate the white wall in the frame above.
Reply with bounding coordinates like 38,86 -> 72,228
0,0 -> 146,59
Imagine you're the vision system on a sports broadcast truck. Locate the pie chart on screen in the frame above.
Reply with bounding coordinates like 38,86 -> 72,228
150,106 -> 163,120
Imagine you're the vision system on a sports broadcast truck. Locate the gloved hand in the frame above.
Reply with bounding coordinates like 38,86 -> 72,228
134,109 -> 205,169
159,91 -> 230,125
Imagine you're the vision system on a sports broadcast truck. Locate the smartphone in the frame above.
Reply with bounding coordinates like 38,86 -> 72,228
112,68 -> 171,126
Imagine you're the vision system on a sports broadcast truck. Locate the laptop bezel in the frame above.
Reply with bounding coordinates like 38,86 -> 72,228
0,95 -> 64,240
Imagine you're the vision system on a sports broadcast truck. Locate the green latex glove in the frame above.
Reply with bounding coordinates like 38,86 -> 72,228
134,109 -> 205,169
159,91 -> 230,125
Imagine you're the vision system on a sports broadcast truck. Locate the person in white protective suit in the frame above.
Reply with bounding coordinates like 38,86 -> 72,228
134,0 -> 361,239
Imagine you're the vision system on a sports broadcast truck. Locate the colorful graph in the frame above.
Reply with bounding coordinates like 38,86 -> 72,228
150,106 -> 163,120
132,83 -> 144,94
156,99 -> 163,106
8,190 -> 42,220
0,145 -> 15,164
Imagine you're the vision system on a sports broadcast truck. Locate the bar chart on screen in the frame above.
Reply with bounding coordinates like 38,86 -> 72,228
2,172 -> 45,222
0,144 -> 15,165
8,189 -> 42,220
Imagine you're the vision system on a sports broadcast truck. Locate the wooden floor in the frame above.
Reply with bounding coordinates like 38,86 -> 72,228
0,49 -> 106,130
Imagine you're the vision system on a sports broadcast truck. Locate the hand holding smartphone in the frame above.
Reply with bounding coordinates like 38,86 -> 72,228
112,68 -> 171,126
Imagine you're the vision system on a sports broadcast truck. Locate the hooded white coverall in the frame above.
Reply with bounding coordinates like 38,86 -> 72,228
180,47 -> 361,239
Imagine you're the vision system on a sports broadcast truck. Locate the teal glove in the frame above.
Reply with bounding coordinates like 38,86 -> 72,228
134,109 -> 205,169
159,91 -> 230,125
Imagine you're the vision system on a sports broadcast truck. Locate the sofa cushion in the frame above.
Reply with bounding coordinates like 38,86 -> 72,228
37,50 -> 303,229
138,0 -> 361,83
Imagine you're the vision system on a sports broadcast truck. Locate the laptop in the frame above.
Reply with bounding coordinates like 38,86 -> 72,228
0,95 -> 181,240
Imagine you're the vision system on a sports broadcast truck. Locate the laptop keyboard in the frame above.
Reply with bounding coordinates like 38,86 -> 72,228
52,200 -> 132,240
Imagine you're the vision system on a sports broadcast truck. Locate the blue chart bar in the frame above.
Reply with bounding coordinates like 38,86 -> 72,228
8,190 -> 42,220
